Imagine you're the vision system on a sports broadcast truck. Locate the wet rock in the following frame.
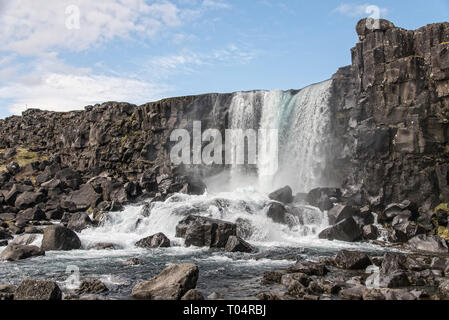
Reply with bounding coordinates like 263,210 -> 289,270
380,253 -> 407,274
266,202 -> 289,225
306,188 -> 341,211
14,279 -> 62,300
363,225 -> 379,240
88,243 -> 121,250
132,264 -> 199,300
225,235 -> 255,253
175,215 -> 236,248
76,279 -> 109,295
430,257 -> 448,270
0,244 -> 44,261
269,186 -> 293,204
439,279 -> 449,297
288,259 -> 329,276
41,225 -> 81,251
334,250 -> 371,270
235,218 -> 254,239
11,234 -> 38,246
0,284 -> 16,300
407,235 -> 449,253
379,271 -> 410,288
318,217 -> 362,242
66,212 -> 93,232
135,233 -> 171,248
181,289 -> 204,300
256,292 -> 282,300
379,200 -> 418,223
287,280 -> 307,298
362,288 -> 385,300
207,292 -> 222,300
262,271 -> 285,284
327,205 -> 360,225
339,286 -> 364,300
124,258 -> 143,266
18,207 -> 46,222
281,273 -> 311,288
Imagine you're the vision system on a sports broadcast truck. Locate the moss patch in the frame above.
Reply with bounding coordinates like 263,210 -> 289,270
434,203 -> 449,214
438,226 -> 449,241
0,147 -> 48,172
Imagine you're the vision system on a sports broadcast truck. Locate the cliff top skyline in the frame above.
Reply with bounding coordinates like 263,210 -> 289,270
0,0 -> 448,119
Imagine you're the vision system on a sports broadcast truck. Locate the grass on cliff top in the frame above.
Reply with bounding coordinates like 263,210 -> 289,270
0,148 -> 47,172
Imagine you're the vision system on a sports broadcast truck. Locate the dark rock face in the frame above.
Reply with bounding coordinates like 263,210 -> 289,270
327,205 -> 360,225
76,280 -> 109,295
327,19 -> 449,209
41,225 -> 82,251
269,186 -> 293,204
66,212 -> 93,232
135,233 -> 171,248
175,215 -> 236,248
318,217 -> 362,242
306,188 -> 341,211
14,279 -> 62,300
225,235 -> 255,253
266,202 -> 288,225
0,244 -> 44,261
181,289 -> 205,300
334,250 -> 371,270
132,264 -> 199,300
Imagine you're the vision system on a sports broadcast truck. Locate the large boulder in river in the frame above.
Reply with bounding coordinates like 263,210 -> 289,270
14,279 -> 62,300
407,235 -> 449,254
66,212 -> 93,232
334,250 -> 371,270
225,236 -> 255,253
0,244 -> 44,261
266,202 -> 288,224
132,264 -> 199,300
327,205 -> 360,225
175,216 -> 236,248
41,225 -> 81,251
306,188 -> 341,211
63,183 -> 102,211
135,233 -> 171,248
269,186 -> 293,204
318,217 -> 362,242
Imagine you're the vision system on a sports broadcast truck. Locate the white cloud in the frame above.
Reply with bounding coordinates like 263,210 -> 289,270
332,3 -> 388,18
202,0 -> 231,9
0,0 -> 183,55
0,57 -> 169,115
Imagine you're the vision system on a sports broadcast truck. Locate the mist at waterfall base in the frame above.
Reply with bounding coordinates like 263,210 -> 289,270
0,81 -> 391,299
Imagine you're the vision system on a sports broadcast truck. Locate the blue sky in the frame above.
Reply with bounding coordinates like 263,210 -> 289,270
0,0 -> 448,119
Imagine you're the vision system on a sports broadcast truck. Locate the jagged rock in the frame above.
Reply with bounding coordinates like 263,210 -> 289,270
76,280 -> 109,295
88,243 -> 121,250
55,168 -> 82,190
175,215 -> 236,248
318,217 -> 362,242
14,191 -> 46,210
132,264 -> 199,300
124,257 -> 144,266
14,279 -> 62,300
66,212 -> 93,232
288,259 -> 328,276
327,205 -> 360,225
41,225 -> 81,251
225,236 -> 255,253
0,230 -> 13,240
306,188 -> 341,211
407,235 -> 449,253
281,273 -> 311,288
334,250 -> 371,270
262,271 -> 285,284
135,233 -> 171,248
11,234 -> 38,246
379,200 -> 418,223
17,207 -> 46,221
356,18 -> 395,40
363,225 -> 379,240
5,184 -> 33,205
266,202 -> 288,225
63,184 -> 101,211
380,253 -> 407,275
379,271 -> 410,288
235,218 -> 254,239
0,284 -> 16,300
439,280 -> 449,297
269,186 -> 293,204
0,244 -> 44,261
181,289 -> 205,300
6,162 -> 20,175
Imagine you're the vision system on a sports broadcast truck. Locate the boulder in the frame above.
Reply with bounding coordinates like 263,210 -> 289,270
407,235 -> 449,253
306,188 -> 341,211
0,244 -> 44,261
135,233 -> 171,249
18,207 -> 46,221
132,264 -> 199,300
334,250 -> 371,270
281,273 -> 311,288
55,168 -> 82,190
63,184 -> 102,211
288,259 -> 329,276
181,289 -> 205,300
327,205 -> 360,225
175,215 -> 236,248
14,191 -> 45,210
76,279 -> 109,295
41,225 -> 82,251
6,162 -> 20,175
0,230 -> 13,240
124,258 -> 144,266
363,225 -> 379,240
5,184 -> 33,205
10,234 -> 38,246
379,271 -> 410,288
66,212 -> 93,232
379,200 -> 418,223
439,279 -> 449,297
318,217 -> 362,242
266,202 -> 288,224
268,186 -> 293,204
88,243 -> 121,250
14,279 -> 62,300
224,236 -> 255,253
381,253 -> 407,275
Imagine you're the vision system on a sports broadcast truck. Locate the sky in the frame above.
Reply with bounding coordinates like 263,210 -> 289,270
0,0 -> 448,119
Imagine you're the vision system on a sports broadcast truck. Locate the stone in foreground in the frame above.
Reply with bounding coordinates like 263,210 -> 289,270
14,279 -> 62,300
135,233 -> 171,248
318,217 -> 362,242
0,244 -> 44,261
407,235 -> 449,254
132,263 -> 199,300
181,289 -> 205,300
41,225 -> 82,251
334,250 -> 371,270
225,236 -> 255,253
